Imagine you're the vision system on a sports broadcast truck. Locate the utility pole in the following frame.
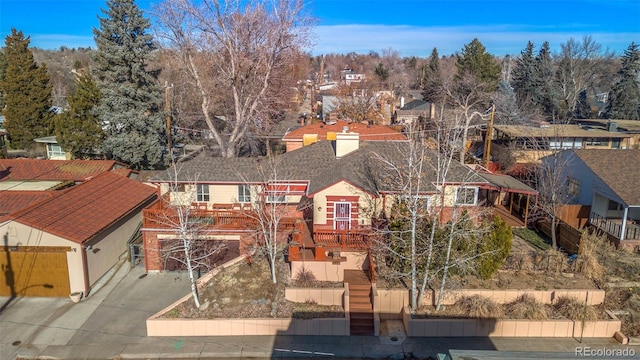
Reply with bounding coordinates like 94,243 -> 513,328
164,81 -> 173,161
483,102 -> 495,170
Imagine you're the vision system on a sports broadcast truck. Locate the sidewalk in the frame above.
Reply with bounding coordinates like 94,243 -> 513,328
3,261 -> 639,360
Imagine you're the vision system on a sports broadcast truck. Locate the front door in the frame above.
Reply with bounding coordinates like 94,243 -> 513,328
334,202 -> 351,230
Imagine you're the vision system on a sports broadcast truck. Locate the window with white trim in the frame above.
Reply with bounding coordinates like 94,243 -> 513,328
238,185 -> 251,203
455,187 -> 478,206
196,184 -> 210,202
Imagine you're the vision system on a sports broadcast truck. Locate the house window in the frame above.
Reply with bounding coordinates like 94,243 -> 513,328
196,184 -> 210,202
566,177 -> 580,198
267,194 -> 286,203
612,138 -> 621,149
608,199 -> 622,211
47,143 -> 65,157
455,187 -> 478,206
238,185 -> 251,203
586,138 -> 607,146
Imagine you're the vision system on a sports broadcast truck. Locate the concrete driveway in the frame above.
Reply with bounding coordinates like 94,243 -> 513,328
0,260 -> 190,359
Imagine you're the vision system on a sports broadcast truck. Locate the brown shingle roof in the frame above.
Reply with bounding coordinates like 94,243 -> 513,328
283,120 -> 407,141
572,149 -> 640,206
0,159 -> 132,182
152,141 -> 488,196
9,172 -> 157,244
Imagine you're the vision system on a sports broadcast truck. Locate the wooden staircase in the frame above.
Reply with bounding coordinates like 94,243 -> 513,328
345,270 -> 374,336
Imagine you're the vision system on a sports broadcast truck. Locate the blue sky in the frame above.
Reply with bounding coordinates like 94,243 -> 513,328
1,0 -> 639,57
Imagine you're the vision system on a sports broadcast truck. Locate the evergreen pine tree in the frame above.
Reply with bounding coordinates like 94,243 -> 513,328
55,71 -> 103,159
606,42 -> 640,120
535,41 -> 560,120
455,38 -> 501,90
421,47 -> 444,103
93,0 -> 166,169
574,90 -> 592,119
0,50 -> 7,111
511,41 -> 537,111
1,29 -> 54,149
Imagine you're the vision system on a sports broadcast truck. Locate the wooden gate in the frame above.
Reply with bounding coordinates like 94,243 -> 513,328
0,247 -> 71,297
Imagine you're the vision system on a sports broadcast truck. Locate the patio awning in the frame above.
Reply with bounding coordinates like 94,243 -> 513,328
476,172 -> 538,195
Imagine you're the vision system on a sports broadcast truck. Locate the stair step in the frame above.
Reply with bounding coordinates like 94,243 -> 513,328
349,284 -> 371,290
350,305 -> 373,312
350,317 -> 373,325
350,289 -> 370,295
350,327 -> 374,336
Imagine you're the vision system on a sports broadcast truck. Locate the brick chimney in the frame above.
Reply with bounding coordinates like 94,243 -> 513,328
335,127 -> 359,158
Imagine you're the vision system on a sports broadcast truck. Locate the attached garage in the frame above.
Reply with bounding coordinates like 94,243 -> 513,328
0,246 -> 71,297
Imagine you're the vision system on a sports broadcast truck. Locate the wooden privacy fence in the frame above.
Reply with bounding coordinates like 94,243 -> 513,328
537,219 -> 582,255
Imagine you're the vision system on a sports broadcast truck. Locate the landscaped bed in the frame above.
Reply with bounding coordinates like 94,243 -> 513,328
161,255 -> 344,320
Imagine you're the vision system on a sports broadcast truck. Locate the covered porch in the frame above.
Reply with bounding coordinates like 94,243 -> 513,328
590,211 -> 640,242
476,171 -> 539,227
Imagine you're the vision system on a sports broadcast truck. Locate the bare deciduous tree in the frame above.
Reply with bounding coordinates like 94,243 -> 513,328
333,80 -> 390,124
158,166 -> 228,308
153,0 -> 312,157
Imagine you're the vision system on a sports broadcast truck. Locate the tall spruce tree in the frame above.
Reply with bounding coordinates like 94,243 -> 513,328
511,41 -> 537,111
1,29 -> 54,149
606,42 -> 640,120
55,71 -> 103,159
421,47 -> 444,104
535,41 -> 560,120
93,0 -> 166,169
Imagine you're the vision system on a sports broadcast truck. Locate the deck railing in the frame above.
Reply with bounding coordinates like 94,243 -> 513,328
312,229 -> 377,250
589,212 -> 640,240
143,204 -> 302,232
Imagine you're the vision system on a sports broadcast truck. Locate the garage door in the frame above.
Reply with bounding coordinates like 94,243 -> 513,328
0,247 -> 71,297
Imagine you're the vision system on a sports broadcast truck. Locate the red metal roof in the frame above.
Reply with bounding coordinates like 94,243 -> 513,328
0,159 -> 132,182
9,172 -> 158,244
282,120 -> 407,141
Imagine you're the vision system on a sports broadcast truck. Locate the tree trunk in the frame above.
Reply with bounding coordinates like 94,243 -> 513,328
551,215 -> 558,249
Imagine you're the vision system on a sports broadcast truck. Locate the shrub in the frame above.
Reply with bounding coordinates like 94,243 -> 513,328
456,295 -> 504,319
576,232 -> 612,284
505,294 -> 548,320
476,216 -> 512,279
294,265 -> 316,287
553,296 -> 598,321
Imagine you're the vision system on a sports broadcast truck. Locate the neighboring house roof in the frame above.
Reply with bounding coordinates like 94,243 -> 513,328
493,124 -> 631,138
151,140 -> 488,196
0,191 -> 56,218
9,171 -> 157,244
33,136 -> 59,144
570,149 -> 640,206
0,180 -> 71,191
283,120 -> 407,142
0,159 -> 133,182
400,100 -> 430,111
